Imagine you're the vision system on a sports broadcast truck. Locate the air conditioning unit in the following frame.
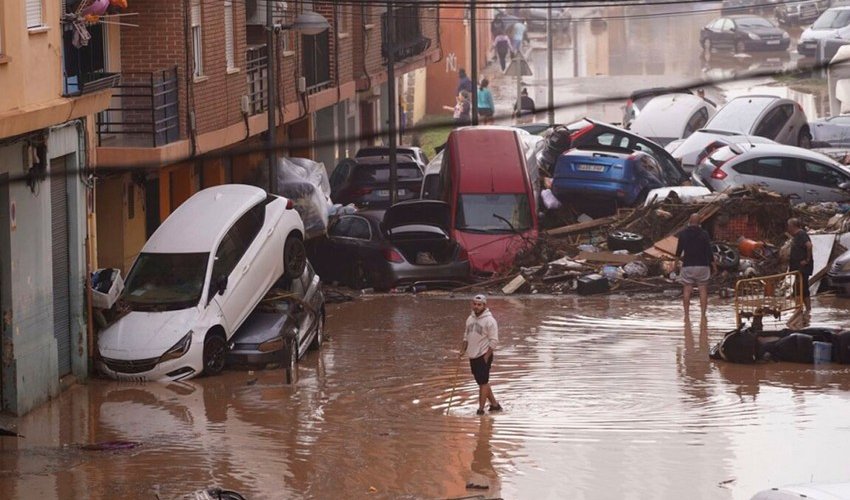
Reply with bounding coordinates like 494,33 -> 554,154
246,0 -> 287,26
296,76 -> 306,94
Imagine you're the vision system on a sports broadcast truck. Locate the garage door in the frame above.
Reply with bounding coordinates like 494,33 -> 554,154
51,157 -> 72,376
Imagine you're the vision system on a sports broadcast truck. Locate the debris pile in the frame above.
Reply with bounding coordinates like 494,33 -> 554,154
472,187 -> 850,297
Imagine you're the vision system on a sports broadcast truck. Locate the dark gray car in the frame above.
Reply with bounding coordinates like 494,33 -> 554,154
226,262 -> 324,369
828,247 -> 850,295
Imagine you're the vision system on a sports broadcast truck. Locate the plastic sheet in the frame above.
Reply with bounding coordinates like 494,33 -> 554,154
275,157 -> 332,239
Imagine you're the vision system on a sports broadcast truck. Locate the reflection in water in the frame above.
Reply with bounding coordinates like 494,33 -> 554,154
1,294 -> 850,499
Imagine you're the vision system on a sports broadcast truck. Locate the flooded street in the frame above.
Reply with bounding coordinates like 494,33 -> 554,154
2,294 -> 850,499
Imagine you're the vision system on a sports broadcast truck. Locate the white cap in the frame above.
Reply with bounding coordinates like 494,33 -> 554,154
473,294 -> 487,304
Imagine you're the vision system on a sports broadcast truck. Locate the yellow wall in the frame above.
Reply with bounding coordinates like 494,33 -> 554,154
95,176 -> 125,272
0,0 -> 64,114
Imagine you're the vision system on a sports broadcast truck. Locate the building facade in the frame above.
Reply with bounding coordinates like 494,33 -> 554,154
0,0 -> 116,414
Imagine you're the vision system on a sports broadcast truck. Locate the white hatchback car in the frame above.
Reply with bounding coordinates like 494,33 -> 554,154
629,93 -> 716,147
98,185 -> 306,382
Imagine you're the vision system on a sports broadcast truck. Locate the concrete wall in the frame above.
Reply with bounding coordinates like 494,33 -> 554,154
0,122 -> 88,415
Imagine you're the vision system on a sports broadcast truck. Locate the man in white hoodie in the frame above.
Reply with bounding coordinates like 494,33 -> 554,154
461,294 -> 502,415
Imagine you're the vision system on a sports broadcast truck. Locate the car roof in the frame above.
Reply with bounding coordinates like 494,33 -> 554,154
707,95 -> 785,133
144,184 -> 268,253
722,142 -> 845,165
354,154 -> 419,166
448,127 -> 528,193
355,146 -> 422,157
631,94 -> 711,137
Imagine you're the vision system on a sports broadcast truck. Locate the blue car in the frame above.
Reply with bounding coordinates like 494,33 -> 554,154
551,148 -> 669,216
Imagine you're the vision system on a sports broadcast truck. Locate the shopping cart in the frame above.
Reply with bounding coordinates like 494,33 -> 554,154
734,271 -> 805,330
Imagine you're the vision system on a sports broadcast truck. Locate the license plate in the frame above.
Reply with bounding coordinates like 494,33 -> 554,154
577,164 -> 605,172
766,40 -> 780,45
377,189 -> 390,197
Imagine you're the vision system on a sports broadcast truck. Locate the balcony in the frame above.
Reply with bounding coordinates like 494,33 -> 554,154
96,67 -> 180,148
381,5 -> 431,61
62,21 -> 121,96
246,45 -> 269,116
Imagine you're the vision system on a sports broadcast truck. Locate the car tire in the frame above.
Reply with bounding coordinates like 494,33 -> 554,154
202,332 -> 227,376
712,242 -> 740,271
797,127 -> 813,149
309,310 -> 324,351
607,230 -> 646,253
735,40 -> 746,54
284,336 -> 298,383
283,234 -> 307,279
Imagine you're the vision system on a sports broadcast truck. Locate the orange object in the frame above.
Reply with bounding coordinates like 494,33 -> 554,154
738,237 -> 765,258
110,0 -> 128,8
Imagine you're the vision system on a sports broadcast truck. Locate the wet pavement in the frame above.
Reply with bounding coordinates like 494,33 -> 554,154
2,293 -> 850,499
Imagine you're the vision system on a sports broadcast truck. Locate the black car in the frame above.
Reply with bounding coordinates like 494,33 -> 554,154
307,200 -> 470,291
330,155 -> 424,209
700,15 -> 790,54
226,262 -> 325,370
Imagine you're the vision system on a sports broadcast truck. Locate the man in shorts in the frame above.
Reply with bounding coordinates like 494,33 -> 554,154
676,214 -> 716,321
460,294 -> 502,416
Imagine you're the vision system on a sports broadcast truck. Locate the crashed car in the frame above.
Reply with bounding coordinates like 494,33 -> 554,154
307,200 -> 470,291
97,185 -> 307,382
226,261 -> 324,369
330,155 -> 424,209
827,247 -> 850,295
629,93 -> 716,147
551,148 -> 671,216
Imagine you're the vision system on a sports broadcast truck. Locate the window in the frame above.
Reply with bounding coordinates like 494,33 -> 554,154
211,203 -> 266,284
224,0 -> 235,70
684,108 -> 710,137
26,0 -> 43,29
191,0 -> 203,77
456,194 -> 533,232
754,105 -> 793,139
329,216 -> 372,240
740,157 -> 802,181
802,161 -> 847,187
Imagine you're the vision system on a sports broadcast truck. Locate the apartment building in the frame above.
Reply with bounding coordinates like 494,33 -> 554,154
0,0 -> 118,414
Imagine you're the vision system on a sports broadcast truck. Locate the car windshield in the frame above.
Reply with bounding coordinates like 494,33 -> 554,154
456,194 -> 532,233
813,9 -> 850,29
352,164 -> 422,183
736,16 -> 772,28
121,252 -> 209,311
707,97 -> 776,133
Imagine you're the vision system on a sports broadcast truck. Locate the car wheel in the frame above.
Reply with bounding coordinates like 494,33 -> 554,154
284,336 -> 298,383
283,234 -> 307,279
607,230 -> 646,253
797,127 -> 813,149
712,242 -> 740,271
202,333 -> 227,376
309,311 -> 324,351
735,40 -> 746,54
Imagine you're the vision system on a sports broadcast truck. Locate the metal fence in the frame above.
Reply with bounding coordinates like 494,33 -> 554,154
246,44 -> 269,115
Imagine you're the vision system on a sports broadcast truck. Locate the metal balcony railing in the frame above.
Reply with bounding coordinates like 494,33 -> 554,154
246,44 -> 268,115
62,21 -> 121,97
96,67 -> 180,148
381,6 -> 430,61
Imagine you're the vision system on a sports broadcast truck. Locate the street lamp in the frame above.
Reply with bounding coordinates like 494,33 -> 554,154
267,6 -> 330,194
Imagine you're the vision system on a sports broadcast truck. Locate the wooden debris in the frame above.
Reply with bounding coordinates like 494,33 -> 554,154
545,216 -> 617,236
575,251 -> 637,265
502,274 -> 527,294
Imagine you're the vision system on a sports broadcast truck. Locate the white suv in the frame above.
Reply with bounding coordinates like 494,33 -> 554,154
97,184 -> 306,382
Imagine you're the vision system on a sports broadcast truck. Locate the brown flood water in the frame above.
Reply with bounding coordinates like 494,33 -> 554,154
2,294 -> 850,499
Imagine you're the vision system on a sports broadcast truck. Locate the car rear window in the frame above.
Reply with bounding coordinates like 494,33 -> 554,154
707,97 -> 777,133
456,194 -> 533,232
352,164 -> 423,183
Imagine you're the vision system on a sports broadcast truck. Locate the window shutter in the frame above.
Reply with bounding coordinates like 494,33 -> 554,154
26,0 -> 43,28
224,1 -> 234,69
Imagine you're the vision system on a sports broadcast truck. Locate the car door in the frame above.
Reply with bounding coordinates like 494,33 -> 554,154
321,215 -> 376,287
209,204 -> 265,334
732,156 -> 807,200
799,159 -> 850,202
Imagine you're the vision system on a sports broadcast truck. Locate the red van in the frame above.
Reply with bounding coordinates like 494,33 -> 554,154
441,126 -> 539,275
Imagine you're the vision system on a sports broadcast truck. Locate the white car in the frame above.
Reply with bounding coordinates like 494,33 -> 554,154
797,6 -> 850,56
629,93 -> 716,147
667,95 -> 810,170
97,184 -> 306,382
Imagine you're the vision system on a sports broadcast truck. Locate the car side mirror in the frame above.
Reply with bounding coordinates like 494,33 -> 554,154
216,274 -> 228,295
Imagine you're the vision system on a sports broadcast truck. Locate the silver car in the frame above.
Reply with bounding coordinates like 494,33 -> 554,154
827,248 -> 850,295
691,143 -> 850,203
669,95 -> 811,169
798,6 -> 850,56
810,114 -> 850,147
630,93 -> 716,147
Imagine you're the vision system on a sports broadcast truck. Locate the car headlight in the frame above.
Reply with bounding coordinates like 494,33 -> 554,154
160,331 -> 193,362
257,336 -> 284,353
748,33 -> 761,40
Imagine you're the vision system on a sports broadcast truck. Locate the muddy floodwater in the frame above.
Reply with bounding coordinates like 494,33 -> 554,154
2,294 -> 850,499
